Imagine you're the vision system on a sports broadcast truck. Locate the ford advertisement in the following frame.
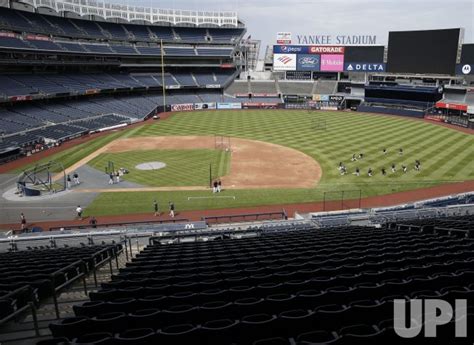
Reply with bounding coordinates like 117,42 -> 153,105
297,54 -> 321,71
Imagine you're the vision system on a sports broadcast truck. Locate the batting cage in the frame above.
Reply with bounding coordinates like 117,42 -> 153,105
17,161 -> 66,196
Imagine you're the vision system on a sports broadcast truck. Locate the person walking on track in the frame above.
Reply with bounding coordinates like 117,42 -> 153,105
154,200 -> 159,216
20,213 -> 26,231
169,202 -> 175,218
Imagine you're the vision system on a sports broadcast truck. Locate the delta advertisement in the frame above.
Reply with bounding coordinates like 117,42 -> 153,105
344,62 -> 386,72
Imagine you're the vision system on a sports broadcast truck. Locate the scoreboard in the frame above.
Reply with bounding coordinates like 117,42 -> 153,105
273,45 -> 386,73
273,45 -> 345,72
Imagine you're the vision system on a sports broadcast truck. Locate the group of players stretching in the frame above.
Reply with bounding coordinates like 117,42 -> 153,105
338,148 -> 421,177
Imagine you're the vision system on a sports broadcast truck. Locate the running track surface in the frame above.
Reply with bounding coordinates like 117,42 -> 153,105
1,112 -> 473,231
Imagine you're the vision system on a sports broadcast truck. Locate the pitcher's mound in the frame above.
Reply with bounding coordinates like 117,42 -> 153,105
135,162 -> 167,170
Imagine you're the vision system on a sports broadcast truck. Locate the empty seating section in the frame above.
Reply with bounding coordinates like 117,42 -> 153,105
173,73 -> 197,87
279,82 -> 314,95
226,81 -> 250,95
26,39 -> 63,51
148,26 -> 175,41
0,245 -> 119,328
196,48 -> 233,56
193,72 -> 217,86
0,35 -> 30,49
123,24 -> 152,41
443,89 -> 467,103
174,27 -> 207,41
208,29 -> 243,42
164,47 -> 196,56
98,22 -> 130,40
313,80 -> 338,94
72,19 -> 105,39
0,7 -> 244,44
466,90 -> 474,105
250,81 -> 277,94
0,72 -> 234,98
45,223 -> 474,344
82,44 -> 114,54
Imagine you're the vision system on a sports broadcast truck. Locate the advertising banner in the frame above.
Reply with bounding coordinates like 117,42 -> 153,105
321,54 -> 344,72
274,45 -> 308,54
0,32 -> 17,38
313,94 -> 330,101
309,46 -> 345,54
171,103 -> 194,112
286,71 -> 312,80
456,64 -> 473,75
273,54 -> 297,71
25,34 -> 50,41
253,93 -> 280,98
9,95 -> 32,102
329,95 -> 345,103
436,102 -> 468,112
194,103 -> 217,110
242,102 -> 281,109
297,54 -> 321,71
344,62 -> 386,72
277,32 -> 292,44
206,84 -> 221,89
217,103 -> 242,110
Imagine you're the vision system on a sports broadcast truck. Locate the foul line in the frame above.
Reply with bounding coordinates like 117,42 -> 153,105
187,196 -> 236,201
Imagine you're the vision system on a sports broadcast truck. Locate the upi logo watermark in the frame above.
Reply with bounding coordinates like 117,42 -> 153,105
394,299 -> 467,338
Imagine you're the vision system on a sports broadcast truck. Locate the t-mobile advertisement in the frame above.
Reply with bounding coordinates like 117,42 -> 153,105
320,54 -> 344,72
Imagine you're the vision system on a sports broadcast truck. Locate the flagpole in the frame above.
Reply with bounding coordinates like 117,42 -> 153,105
161,39 -> 166,110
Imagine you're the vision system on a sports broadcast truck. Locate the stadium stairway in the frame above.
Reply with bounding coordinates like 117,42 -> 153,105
0,245 -> 142,345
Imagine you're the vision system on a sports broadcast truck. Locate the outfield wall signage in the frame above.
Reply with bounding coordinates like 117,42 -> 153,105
217,103 -> 242,110
345,62 -> 386,72
242,102 -> 281,109
171,103 -> 194,112
273,53 -> 297,71
194,103 -> 216,110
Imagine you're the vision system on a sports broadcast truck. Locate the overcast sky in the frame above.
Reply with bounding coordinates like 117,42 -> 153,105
112,0 -> 473,48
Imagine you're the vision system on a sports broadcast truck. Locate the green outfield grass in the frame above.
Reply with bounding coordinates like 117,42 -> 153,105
88,149 -> 230,187
8,110 -> 473,217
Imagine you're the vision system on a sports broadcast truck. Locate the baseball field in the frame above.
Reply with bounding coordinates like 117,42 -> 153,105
11,110 -> 474,217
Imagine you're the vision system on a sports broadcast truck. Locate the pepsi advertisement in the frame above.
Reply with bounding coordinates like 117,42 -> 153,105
297,54 -> 320,71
